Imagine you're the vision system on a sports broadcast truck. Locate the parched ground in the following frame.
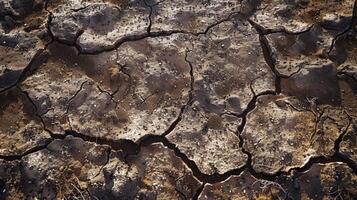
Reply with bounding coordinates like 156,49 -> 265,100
0,0 -> 356,199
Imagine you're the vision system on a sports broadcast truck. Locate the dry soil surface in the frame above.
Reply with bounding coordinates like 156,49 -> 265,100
0,0 -> 356,199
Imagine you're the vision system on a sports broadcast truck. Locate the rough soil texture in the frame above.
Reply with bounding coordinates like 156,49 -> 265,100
0,0 -> 356,199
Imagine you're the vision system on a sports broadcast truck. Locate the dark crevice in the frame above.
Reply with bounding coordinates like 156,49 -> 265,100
192,183 -> 205,200
64,130 -> 140,157
78,30 -> 184,55
16,86 -> 40,113
44,0 -> 51,10
175,188 -> 187,200
284,66 -> 303,79
0,141 -> 52,161
337,72 -> 357,99
138,135 -> 247,184
288,114 -> 357,175
96,84 -> 113,97
248,19 -> 313,36
15,50 -> 49,82
221,87 -> 277,119
161,50 -> 195,137
112,52 -> 133,99
333,117 -> 352,153
161,103 -> 187,137
327,0 -> 357,56
234,93 -> 282,183
327,27 -> 352,55
353,0 -> 357,27
116,62 -> 132,82
65,81 -> 90,115
96,85 -> 120,106
289,153 -> 357,176
143,0 -> 153,33
6,86 -> 62,160
70,5 -> 90,12
199,11 -> 241,35
248,153 -> 357,183
85,148 -> 112,181
44,2 -> 54,43
45,9 -> 241,55
185,50 -> 195,101
237,90 -> 276,133
258,34 -> 282,94
146,0 -> 167,7
248,18 -> 327,96
0,49 -> 49,94
248,19 -> 284,94
311,114 -> 325,147
44,4 -> 84,53
16,86 -> 63,139
235,90 -> 278,181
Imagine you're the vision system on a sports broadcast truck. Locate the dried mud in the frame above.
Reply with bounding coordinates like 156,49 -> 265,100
0,0 -> 356,199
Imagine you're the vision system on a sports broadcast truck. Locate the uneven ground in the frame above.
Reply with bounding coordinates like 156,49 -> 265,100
0,0 -> 356,199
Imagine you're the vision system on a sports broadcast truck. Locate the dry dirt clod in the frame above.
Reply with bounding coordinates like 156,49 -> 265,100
49,1 -> 150,53
282,162 -> 357,199
251,0 -> 355,33
149,0 -> 243,33
199,170 -> 287,200
241,95 -> 351,174
188,18 -> 275,115
0,88 -> 50,157
167,101 -> 248,175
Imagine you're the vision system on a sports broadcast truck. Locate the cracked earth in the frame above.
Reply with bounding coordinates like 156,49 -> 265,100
0,0 -> 357,199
